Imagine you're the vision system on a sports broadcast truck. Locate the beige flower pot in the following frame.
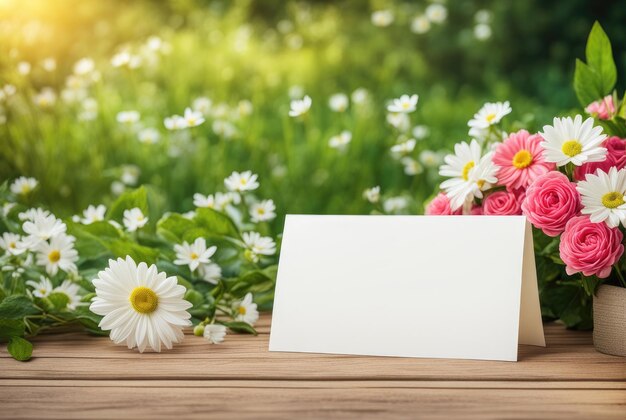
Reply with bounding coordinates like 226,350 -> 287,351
593,285 -> 626,357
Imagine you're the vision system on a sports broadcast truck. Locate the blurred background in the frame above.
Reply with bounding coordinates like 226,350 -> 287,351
0,0 -> 624,230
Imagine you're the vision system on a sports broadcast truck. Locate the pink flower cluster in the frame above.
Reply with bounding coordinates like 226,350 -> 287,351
430,127 -> 626,279
585,95 -> 615,120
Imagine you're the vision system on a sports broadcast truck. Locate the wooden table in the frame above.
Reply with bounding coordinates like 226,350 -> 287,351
1,313 -> 624,419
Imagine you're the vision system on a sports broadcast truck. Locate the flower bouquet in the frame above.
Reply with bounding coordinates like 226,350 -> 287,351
0,171 -> 279,361
426,23 -> 626,346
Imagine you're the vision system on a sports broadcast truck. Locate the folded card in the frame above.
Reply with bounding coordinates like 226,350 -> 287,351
269,215 -> 545,362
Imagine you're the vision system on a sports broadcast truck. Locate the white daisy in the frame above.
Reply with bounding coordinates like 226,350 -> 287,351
439,140 -> 498,210
173,237 -> 217,272
90,256 -> 193,353
419,149 -> 443,168
17,61 -> 31,75
212,120 -> 238,138
249,199 -> 276,223
0,232 -> 25,255
22,213 -> 66,247
238,99 -> 253,117
81,204 -> 106,224
2,203 -> 15,217
116,110 -> 140,125
234,292 -> 259,325
425,3 -> 448,23
42,57 -> 57,72
193,97 -> 212,115
288,95 -> 312,117
539,115 -> 607,167
73,58 -> 95,76
363,186 -> 381,203
390,138 -> 416,155
123,208 -> 148,232
11,177 -> 38,195
351,88 -> 369,104
35,233 -> 78,276
383,196 -> 408,214
401,157 -> 423,175
164,115 -> 187,130
26,276 -> 53,298
468,101 -> 511,129
121,165 -> 140,185
412,125 -> 430,139
34,88 -> 57,108
328,131 -> 352,150
577,167 -> 626,227
242,232 -> 276,262
203,324 -> 227,344
54,280 -> 82,310
183,107 -> 205,127
371,10 -> 394,27
387,94 -> 418,113
328,93 -> 349,112
386,113 -> 410,132
224,171 -> 259,192
138,128 -> 160,144
18,208 -> 49,221
193,193 -> 216,208
411,15 -> 431,34
198,262 -> 222,285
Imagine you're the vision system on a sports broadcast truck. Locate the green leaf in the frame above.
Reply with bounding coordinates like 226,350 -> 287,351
67,221 -> 113,261
108,240 -> 159,264
0,319 -> 25,341
46,292 -> 70,310
184,289 -> 204,308
574,59 -> 603,106
108,186 -> 148,221
223,321 -> 257,335
585,22 -> 617,95
7,336 -> 33,361
194,208 -> 241,239
156,213 -> 195,243
0,295 -> 39,319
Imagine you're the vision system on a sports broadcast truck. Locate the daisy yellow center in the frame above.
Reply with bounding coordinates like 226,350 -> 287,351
240,179 -> 247,185
402,102 -> 410,109
129,287 -> 159,314
485,113 -> 496,123
512,150 -> 533,169
561,140 -> 582,157
238,306 -> 247,315
601,192 -> 625,209
48,250 -> 61,263
462,161 -> 475,181
9,242 -> 16,249
257,208 -> 265,215
21,185 -> 30,194
190,252 -> 199,260
476,179 -> 486,189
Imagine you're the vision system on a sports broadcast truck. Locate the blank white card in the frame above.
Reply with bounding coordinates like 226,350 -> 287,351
269,215 -> 545,362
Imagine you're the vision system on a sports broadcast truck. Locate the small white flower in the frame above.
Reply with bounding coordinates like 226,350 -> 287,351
111,51 -> 141,68
249,199 -> 276,223
42,58 -> 57,72
540,115 -> 607,167
363,186 -> 381,203
391,139 -> 416,155
411,15 -> 431,34
288,95 -> 312,117
81,205 -> 106,224
173,237 -> 217,272
183,107 -> 205,127
387,113 -> 410,132
288,85 -> 304,99
329,131 -> 352,150
328,93 -> 349,112
578,167 -> 626,228
203,324 -> 227,344
11,177 -> 38,195
17,61 -> 31,75
212,120 -> 238,138
198,262 -> 222,284
474,24 -> 492,41
164,115 -> 187,130
0,232 -> 25,255
116,110 -> 140,125
388,94 -> 418,114
34,88 -> 57,108
371,10 -> 394,27
111,181 -> 125,196
383,197 -> 408,214
73,58 -> 95,76
35,233 -> 78,276
121,165 -> 140,186
412,125 -> 430,139
138,128 -> 160,144
54,280 -> 82,310
123,208 -> 148,232
2,203 -> 15,217
90,256 -> 192,353
351,88 -> 369,104
193,193 -> 216,209
468,101 -> 511,129
401,157 -> 423,175
242,232 -> 276,262
238,99 -> 253,117
22,213 -> 66,247
425,3 -> 448,23
18,208 -> 49,222
475,9 -> 492,24
234,292 -> 259,325
419,149 -> 442,168
224,171 -> 260,192
193,97 -> 212,115
26,276 -> 53,298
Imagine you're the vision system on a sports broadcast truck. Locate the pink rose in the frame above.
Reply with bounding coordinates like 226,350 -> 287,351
425,193 -> 460,215
483,190 -> 522,215
559,216 -> 623,278
470,204 -> 483,215
574,136 -> 626,181
585,95 -> 615,120
521,172 -> 581,237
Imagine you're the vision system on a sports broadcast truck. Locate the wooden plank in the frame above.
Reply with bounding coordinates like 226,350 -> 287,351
0,385 -> 624,419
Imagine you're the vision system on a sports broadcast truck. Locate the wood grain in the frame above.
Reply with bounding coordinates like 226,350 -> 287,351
0,313 -> 624,419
